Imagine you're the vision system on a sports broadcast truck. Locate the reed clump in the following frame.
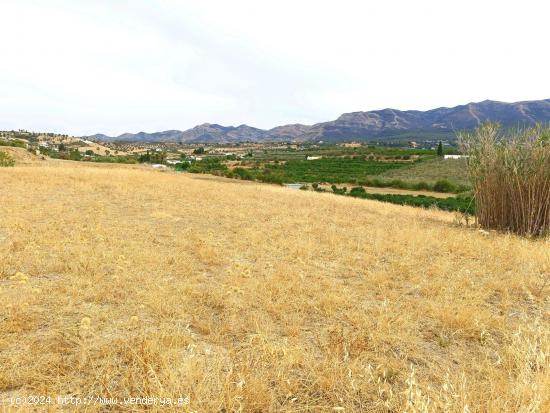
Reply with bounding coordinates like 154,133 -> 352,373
460,123 -> 550,236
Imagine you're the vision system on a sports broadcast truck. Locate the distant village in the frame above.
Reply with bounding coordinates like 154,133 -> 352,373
0,129 -> 463,166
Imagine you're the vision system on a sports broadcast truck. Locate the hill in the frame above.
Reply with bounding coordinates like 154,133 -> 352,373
302,99 -> 550,142
0,146 -> 44,165
88,98 -> 550,143
1,162 -> 548,411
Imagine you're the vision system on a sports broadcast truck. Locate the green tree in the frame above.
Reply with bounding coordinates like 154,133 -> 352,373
437,141 -> 444,157
69,149 -> 81,161
138,151 -> 151,163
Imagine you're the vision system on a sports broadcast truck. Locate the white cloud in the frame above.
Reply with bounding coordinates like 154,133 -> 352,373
0,0 -> 549,135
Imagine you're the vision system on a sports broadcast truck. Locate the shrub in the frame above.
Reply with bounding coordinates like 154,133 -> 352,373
0,139 -> 26,148
370,179 -> 384,187
455,184 -> 471,193
69,149 -> 81,161
175,162 -> 190,171
331,184 -> 347,195
345,190 -> 475,214
412,181 -> 431,191
389,179 -> 406,188
433,179 -> 456,193
233,167 -> 253,180
349,186 -> 366,196
0,151 -> 15,167
459,123 -> 550,236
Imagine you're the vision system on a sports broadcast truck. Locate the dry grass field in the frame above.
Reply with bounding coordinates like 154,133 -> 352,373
1,162 -> 549,412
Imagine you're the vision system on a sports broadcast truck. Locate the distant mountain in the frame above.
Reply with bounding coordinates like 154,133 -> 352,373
179,123 -> 267,143
302,99 -> 550,141
266,124 -> 313,140
87,98 -> 550,143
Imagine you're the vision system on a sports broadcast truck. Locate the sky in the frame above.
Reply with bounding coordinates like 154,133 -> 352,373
1,0 -> 549,136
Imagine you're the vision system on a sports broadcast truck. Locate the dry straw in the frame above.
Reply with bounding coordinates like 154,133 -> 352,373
459,123 -> 550,236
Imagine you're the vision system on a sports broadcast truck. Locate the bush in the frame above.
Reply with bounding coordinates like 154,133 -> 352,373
388,179 -> 406,188
433,179 -> 456,193
331,184 -> 347,195
0,151 -> 15,167
175,162 -> 190,171
0,139 -> 26,148
233,167 -> 254,180
187,158 -> 228,174
349,186 -> 366,196
412,181 -> 431,191
455,184 -> 471,193
460,123 -> 550,236
69,149 -> 81,161
345,189 -> 474,214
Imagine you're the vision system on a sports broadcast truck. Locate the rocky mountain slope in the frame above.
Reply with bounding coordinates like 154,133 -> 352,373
88,98 -> 550,143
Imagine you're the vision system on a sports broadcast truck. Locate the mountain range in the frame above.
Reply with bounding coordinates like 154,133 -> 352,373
88,98 -> 550,143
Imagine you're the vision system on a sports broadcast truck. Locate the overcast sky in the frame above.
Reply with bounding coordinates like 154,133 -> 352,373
1,0 -> 549,136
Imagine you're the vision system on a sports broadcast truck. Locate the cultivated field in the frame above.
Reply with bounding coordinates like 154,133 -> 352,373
381,158 -> 470,187
1,162 -> 549,412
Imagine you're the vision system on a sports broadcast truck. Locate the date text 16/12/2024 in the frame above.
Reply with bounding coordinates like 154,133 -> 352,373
5,395 -> 193,408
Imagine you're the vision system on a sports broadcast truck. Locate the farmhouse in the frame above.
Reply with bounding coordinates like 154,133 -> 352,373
340,142 -> 362,148
444,154 -> 468,160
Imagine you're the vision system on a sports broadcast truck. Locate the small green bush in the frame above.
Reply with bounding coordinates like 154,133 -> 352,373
233,167 -> 253,180
175,162 -> 190,171
433,179 -> 456,193
0,151 -> 15,167
412,181 -> 431,190
0,139 -> 26,148
349,186 -> 366,196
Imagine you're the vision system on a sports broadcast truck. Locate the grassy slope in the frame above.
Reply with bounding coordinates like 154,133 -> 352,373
1,164 -> 549,412
0,147 -> 43,165
381,158 -> 471,186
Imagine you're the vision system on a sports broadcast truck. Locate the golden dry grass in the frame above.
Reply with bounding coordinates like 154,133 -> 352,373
1,163 -> 549,412
0,147 -> 43,166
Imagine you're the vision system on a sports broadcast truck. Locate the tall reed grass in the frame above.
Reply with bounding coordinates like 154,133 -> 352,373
459,123 -> 550,236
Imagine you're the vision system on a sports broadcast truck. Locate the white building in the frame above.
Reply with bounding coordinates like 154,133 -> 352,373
444,155 -> 468,160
